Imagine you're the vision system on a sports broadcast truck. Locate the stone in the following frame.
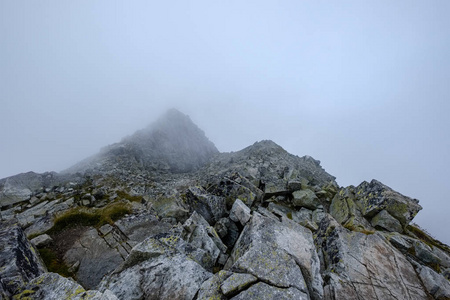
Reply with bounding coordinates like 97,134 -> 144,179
287,180 -> 303,192
357,179 -> 422,226
196,270 -> 232,300
115,212 -> 172,243
187,186 -> 226,224
229,199 -> 251,226
13,272 -> 118,300
230,282 -> 309,300
220,272 -> 258,296
181,211 -> 227,269
292,189 -> 320,209
0,220 -> 46,296
315,214 -> 429,300
226,212 -> 322,299
63,228 -> 124,289
30,234 -> 53,248
100,253 -> 211,300
210,173 -> 262,208
371,209 -> 403,233
418,266 -> 450,299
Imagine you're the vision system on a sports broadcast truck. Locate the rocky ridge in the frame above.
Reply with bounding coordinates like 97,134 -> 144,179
1,109 -> 449,300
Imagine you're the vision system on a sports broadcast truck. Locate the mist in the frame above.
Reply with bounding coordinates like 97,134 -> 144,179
1,1 -> 449,244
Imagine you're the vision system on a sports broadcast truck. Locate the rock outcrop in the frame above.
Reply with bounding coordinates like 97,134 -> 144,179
1,109 -> 449,300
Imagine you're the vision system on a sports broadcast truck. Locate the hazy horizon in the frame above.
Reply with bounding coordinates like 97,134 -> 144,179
1,1 -> 449,245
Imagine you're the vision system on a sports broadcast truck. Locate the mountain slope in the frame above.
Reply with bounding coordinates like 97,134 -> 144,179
66,108 -> 218,174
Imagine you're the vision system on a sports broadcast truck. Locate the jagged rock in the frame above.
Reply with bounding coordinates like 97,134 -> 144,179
226,212 -> 323,300
209,173 -> 262,208
220,272 -> 258,296
30,234 -> 53,248
63,227 -> 125,289
292,189 -> 320,210
357,179 -> 422,226
371,209 -> 403,233
186,186 -> 226,224
100,253 -> 211,300
418,266 -> 450,299
201,141 -> 336,191
230,282 -> 309,300
13,272 -> 118,300
315,214 -> 429,300
214,217 -> 240,249
329,185 -> 374,233
180,211 -> 227,269
229,199 -> 251,226
0,220 -> 46,296
147,192 -> 190,222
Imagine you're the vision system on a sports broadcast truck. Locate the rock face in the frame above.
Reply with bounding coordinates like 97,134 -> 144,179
0,220 -> 47,297
1,109 -> 449,300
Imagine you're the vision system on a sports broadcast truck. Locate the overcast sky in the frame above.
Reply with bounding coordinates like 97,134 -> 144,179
1,1 -> 449,244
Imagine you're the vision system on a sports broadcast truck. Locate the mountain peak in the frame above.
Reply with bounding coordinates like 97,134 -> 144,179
67,109 -> 219,174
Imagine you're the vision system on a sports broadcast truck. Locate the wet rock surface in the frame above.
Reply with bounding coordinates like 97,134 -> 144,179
1,110 -> 449,299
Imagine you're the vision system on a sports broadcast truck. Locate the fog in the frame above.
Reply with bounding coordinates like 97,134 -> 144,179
1,1 -> 449,244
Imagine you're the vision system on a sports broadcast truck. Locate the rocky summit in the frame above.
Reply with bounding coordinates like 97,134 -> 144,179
1,109 -> 449,300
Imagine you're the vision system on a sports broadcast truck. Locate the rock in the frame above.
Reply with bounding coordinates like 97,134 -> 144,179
329,186 -> 374,233
371,209 -> 403,233
13,272 -> 118,300
220,272 -> 258,296
30,234 -> 53,248
196,270 -> 232,300
63,227 -> 124,289
215,217 -> 240,249
187,186 -> 226,224
0,172 -> 48,209
287,179 -> 303,192
210,173 -> 262,208
418,266 -> 450,299
100,253 -> 211,300
230,282 -> 309,300
115,212 -> 172,243
292,189 -> 320,210
357,179 -> 422,226
229,199 -> 252,226
0,220 -> 46,296
180,211 -> 227,269
315,214 -> 429,300
226,212 -> 322,300
413,241 -> 441,265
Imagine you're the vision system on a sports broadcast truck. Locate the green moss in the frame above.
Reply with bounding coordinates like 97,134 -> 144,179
38,248 -> 73,278
286,212 -> 293,220
48,201 -> 132,234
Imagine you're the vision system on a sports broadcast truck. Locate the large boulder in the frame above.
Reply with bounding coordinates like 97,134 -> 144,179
315,215 -> 429,300
0,220 -> 46,296
357,180 -> 422,226
226,212 -> 323,300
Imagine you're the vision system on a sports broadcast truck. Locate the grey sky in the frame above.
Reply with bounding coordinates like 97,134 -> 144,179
1,1 -> 449,244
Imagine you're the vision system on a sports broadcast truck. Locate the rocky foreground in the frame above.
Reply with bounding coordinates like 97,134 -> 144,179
1,109 -> 449,300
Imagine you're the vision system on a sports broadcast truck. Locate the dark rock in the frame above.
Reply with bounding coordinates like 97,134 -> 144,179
0,220 -> 46,296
